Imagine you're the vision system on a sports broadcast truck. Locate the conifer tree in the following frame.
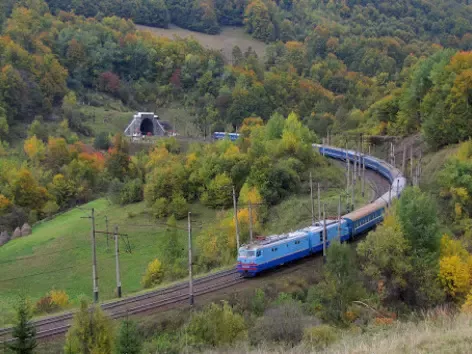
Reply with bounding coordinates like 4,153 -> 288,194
8,296 -> 37,354
116,319 -> 141,354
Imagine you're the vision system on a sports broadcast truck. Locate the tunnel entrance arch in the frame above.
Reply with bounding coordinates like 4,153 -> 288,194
140,118 -> 155,135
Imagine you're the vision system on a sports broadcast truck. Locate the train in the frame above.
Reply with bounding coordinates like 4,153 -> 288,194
212,132 -> 240,141
237,144 -> 407,277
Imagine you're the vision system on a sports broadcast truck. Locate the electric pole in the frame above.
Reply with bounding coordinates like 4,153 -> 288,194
317,183 -> 321,222
105,215 -> 109,251
361,154 -> 366,198
114,225 -> 122,298
402,147 -> 406,175
91,208 -> 98,303
248,201 -> 254,243
188,212 -> 194,306
323,204 -> 327,264
232,186 -> 240,251
310,172 -> 315,226
337,195 -> 341,238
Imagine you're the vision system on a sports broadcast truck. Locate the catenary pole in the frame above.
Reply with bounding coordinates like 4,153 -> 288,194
338,195 -> 341,239
232,186 -> 240,251
91,208 -> 98,303
114,225 -> 122,298
317,183 -> 321,222
323,204 -> 327,264
188,212 -> 194,306
310,172 -> 315,226
105,215 -> 109,251
248,201 -> 254,243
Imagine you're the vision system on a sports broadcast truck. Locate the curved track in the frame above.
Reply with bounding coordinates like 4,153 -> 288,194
0,150 -> 391,344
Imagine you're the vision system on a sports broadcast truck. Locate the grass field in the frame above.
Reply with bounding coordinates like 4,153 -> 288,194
0,199 -> 218,326
137,24 -> 267,62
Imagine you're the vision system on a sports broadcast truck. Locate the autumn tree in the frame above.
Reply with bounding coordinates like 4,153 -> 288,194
64,300 -> 114,354
244,0 -> 274,42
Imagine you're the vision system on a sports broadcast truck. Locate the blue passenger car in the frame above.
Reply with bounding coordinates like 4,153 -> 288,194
212,132 -> 240,141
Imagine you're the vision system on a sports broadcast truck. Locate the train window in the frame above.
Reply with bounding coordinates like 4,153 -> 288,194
256,250 -> 261,257
247,251 -> 255,257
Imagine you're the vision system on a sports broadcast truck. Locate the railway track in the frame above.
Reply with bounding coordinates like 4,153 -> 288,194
0,151 -> 391,344
0,269 -> 243,342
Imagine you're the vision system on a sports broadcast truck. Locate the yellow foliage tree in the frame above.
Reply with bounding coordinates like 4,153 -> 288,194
0,194 -> 11,213
142,259 -> 164,288
24,135 -> 45,163
461,290 -> 472,313
439,255 -> 470,298
440,234 -> 469,260
49,289 -> 69,308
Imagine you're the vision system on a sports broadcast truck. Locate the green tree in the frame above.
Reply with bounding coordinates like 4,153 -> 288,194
116,319 -> 141,354
357,220 -> 412,304
187,301 -> 247,346
307,240 -> 367,325
64,300 -> 114,354
8,296 -> 37,354
201,173 -> 233,208
93,132 -> 110,151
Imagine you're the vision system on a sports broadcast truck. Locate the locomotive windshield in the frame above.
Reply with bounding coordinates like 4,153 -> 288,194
239,250 -> 256,257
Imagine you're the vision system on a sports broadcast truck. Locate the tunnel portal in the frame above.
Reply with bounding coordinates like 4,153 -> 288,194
140,118 -> 154,135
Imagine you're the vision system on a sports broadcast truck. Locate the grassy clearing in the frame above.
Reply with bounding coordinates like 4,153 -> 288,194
0,199 -> 218,326
137,24 -> 267,61
79,95 -> 199,140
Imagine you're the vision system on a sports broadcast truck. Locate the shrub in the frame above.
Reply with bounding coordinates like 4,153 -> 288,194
42,200 -> 60,217
141,333 -> 181,354
120,178 -> 143,204
303,325 -> 338,349
187,301 -> 247,347
251,289 -> 266,316
251,301 -> 303,345
93,132 -> 110,151
153,197 -> 168,219
35,295 -> 57,314
169,194 -> 188,219
50,290 -> 69,308
142,259 -> 164,288
108,178 -> 124,204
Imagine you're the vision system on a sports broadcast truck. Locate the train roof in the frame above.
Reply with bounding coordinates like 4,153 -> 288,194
240,220 -> 339,250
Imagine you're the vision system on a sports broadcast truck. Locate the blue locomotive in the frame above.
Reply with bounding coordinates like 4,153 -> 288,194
237,144 -> 406,276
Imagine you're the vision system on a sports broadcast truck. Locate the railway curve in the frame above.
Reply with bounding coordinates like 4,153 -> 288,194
0,144 -> 397,343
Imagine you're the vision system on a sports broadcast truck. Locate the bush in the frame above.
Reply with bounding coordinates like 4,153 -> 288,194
35,295 -> 57,314
120,178 -> 143,204
169,194 -> 188,219
141,333 -> 182,354
142,259 -> 164,288
108,178 -> 124,204
153,198 -> 168,219
50,289 -> 69,308
251,301 -> 303,345
303,325 -> 338,349
93,132 -> 110,150
187,301 -> 247,347
42,200 -> 60,217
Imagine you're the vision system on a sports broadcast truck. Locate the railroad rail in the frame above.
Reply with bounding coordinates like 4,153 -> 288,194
0,269 -> 242,342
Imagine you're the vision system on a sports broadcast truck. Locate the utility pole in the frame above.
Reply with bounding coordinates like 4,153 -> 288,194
317,183 -> 321,222
396,179 -> 400,199
402,147 -> 406,175
388,185 -> 392,208
323,204 -> 327,264
337,195 -> 341,238
248,201 -> 254,243
90,209 -> 98,303
105,215 -> 109,251
232,186 -> 240,251
310,172 -> 315,226
114,225 -> 122,298
346,146 -> 350,191
361,154 -> 366,198
351,163 -> 355,211
188,212 -> 194,306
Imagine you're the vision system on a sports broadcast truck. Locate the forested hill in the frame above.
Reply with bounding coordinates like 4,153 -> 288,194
8,0 -> 472,46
